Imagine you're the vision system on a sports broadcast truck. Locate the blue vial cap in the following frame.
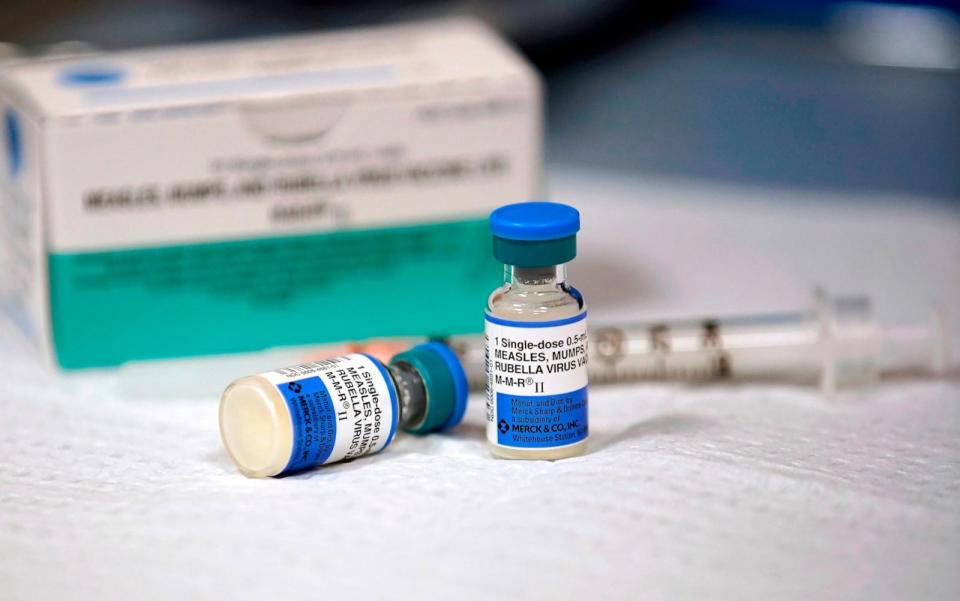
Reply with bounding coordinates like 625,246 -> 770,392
490,201 -> 580,241
490,202 -> 580,267
390,342 -> 468,434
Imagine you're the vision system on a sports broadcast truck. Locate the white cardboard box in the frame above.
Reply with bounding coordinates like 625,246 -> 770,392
0,18 -> 542,368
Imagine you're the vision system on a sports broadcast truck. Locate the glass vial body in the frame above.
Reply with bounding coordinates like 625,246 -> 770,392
220,353 -> 400,478
220,343 -> 467,477
485,202 -> 589,460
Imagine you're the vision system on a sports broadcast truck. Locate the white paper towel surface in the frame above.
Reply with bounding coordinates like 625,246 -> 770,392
1,170 -> 958,600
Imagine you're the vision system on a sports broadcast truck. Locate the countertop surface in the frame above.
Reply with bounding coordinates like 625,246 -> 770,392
2,169 -> 958,600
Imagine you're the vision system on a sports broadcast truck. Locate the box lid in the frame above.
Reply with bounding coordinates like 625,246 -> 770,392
0,18 -> 534,119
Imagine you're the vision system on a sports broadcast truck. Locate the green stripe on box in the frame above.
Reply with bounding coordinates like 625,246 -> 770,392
48,218 -> 498,369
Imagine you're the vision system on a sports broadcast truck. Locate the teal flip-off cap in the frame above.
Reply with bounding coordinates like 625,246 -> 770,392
391,342 -> 469,434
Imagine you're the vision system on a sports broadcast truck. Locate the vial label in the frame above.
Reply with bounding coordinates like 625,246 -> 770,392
485,312 -> 589,449
263,353 -> 399,473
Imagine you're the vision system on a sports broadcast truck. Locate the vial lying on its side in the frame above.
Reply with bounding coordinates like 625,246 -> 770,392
485,202 -> 589,460
219,343 -> 468,477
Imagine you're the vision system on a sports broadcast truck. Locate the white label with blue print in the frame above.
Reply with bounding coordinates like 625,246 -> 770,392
262,353 -> 398,474
485,311 -> 589,449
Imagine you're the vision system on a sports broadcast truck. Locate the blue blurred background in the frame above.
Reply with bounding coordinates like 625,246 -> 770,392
2,0 -> 958,203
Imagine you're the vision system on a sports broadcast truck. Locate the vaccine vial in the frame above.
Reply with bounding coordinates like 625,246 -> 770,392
485,202 -> 589,460
219,343 -> 468,477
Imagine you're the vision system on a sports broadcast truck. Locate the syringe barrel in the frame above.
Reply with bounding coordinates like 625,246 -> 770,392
450,294 -> 946,391
590,314 -> 824,385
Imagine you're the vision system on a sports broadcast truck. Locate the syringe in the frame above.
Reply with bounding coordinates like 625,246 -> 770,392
445,292 -> 951,394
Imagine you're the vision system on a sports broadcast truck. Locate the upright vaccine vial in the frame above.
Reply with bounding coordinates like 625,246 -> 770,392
485,202 -> 589,459
219,343 -> 468,477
